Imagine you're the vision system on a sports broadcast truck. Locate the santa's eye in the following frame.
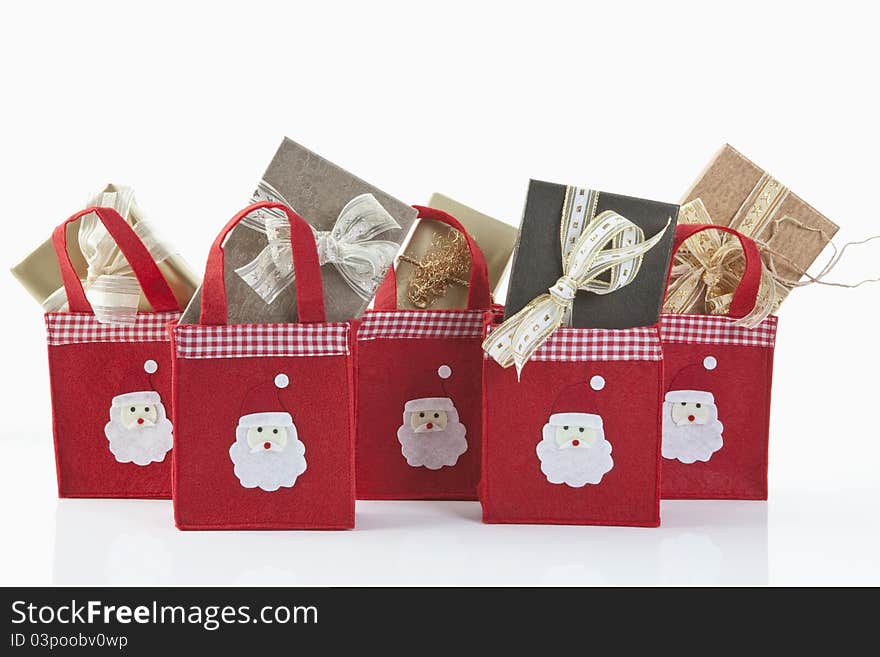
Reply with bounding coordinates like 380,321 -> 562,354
696,403 -> 702,408
144,407 -> 150,412
257,427 -> 263,432
563,426 -> 569,430
273,429 -> 278,434
579,428 -> 584,433
433,413 -> 439,418
681,402 -> 686,406
419,412 -> 425,418
130,407 -> 136,412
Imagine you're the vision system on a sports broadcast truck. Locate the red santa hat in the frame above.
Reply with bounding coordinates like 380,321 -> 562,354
404,365 -> 457,414
112,359 -> 161,406
665,356 -> 718,404
548,375 -> 606,429
238,373 -> 293,428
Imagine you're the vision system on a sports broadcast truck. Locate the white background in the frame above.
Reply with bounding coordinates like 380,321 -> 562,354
1,0 -> 878,586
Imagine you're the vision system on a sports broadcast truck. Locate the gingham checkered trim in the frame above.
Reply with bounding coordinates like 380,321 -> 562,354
659,314 -> 778,347
484,326 -> 663,362
358,310 -> 485,341
173,323 -> 351,359
45,312 -> 181,346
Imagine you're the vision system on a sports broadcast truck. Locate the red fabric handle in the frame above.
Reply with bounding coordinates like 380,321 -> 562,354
199,201 -> 326,325
51,206 -> 180,313
374,205 -> 492,311
665,223 -> 762,319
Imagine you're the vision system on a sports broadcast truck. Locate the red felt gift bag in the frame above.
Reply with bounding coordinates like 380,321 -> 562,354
170,202 -> 357,529
355,206 -> 494,500
659,224 -> 777,500
481,324 -> 665,527
45,206 -> 183,498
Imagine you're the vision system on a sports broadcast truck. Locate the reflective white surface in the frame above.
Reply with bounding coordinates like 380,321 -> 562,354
0,433 -> 877,586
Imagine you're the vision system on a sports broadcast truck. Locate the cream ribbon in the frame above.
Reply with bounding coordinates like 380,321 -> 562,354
43,185 -> 174,325
235,181 -> 401,304
484,205 -> 670,378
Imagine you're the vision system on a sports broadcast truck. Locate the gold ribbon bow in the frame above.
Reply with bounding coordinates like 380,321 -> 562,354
663,197 -> 778,327
397,228 -> 471,308
484,193 -> 670,378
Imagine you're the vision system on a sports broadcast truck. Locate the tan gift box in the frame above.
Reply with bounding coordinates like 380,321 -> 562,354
11,192 -> 199,313
393,193 -> 517,310
681,144 -> 839,309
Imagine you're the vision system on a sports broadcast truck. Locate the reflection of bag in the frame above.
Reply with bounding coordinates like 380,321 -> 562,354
171,202 -> 357,530
355,207 -> 495,500
481,319 -> 664,527
660,224 -> 777,500
45,207 -> 182,498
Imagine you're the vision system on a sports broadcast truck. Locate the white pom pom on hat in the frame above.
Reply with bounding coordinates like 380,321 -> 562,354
274,373 -> 290,389
437,365 -> 452,379
144,359 -> 158,374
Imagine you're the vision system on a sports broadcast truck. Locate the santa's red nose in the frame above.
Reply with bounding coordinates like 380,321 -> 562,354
137,418 -> 144,425
688,415 -> 695,422
263,442 -> 271,450
572,439 -> 580,447
426,423 -> 433,430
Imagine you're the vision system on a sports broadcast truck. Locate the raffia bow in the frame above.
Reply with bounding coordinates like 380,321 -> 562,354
483,210 -> 670,378
236,181 -> 401,304
397,228 -> 471,308
663,198 -> 778,327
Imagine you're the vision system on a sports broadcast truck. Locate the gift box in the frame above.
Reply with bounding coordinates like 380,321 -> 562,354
355,206 -> 496,500
391,193 -> 516,309
44,206 -> 184,498
505,181 -> 679,328
179,138 -> 418,324
660,224 -> 777,500
668,144 -> 839,315
12,184 -> 199,322
480,183 -> 677,525
171,202 -> 357,530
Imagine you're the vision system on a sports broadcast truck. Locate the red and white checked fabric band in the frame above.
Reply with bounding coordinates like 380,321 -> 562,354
659,314 -> 778,347
45,312 -> 180,346
484,325 -> 662,362
173,323 -> 351,359
358,310 -> 485,341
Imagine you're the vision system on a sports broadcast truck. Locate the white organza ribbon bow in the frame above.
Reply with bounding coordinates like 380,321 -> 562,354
235,181 -> 401,304
483,210 -> 670,378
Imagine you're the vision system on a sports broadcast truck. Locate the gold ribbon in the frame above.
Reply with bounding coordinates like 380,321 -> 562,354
484,192 -> 670,378
397,228 -> 471,308
665,173 -> 880,325
663,190 -> 783,327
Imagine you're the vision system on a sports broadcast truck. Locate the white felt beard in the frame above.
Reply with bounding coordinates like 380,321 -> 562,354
536,423 -> 614,487
661,401 -> 724,464
397,407 -> 467,470
104,402 -> 174,466
229,424 -> 307,492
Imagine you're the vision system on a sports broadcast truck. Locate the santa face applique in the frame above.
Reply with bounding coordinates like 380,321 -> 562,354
104,359 -> 174,466
662,357 -> 725,464
396,365 -> 467,470
244,425 -> 289,453
536,376 -> 614,488
229,374 -> 307,492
